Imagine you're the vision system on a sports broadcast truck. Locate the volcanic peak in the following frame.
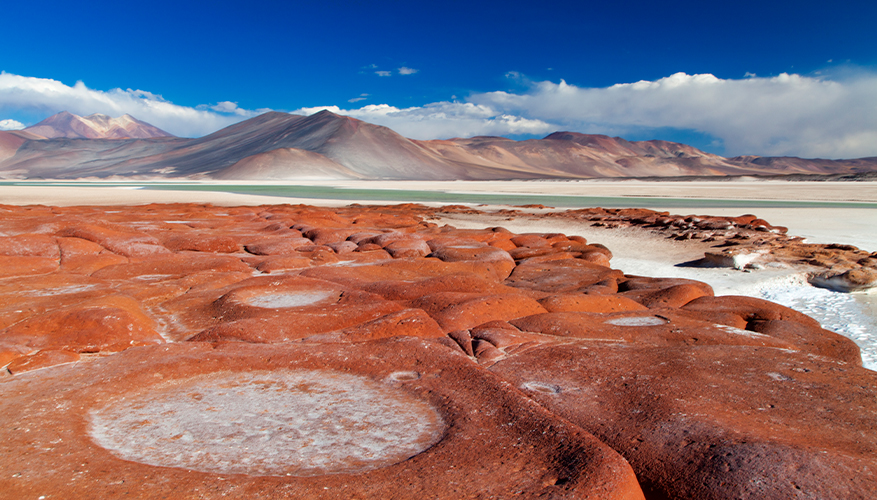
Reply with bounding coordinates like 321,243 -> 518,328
24,111 -> 174,140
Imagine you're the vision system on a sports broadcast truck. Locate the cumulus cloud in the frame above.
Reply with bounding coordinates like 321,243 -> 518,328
198,101 -> 254,116
0,118 -> 24,130
375,70 -> 392,77
294,101 -> 554,140
469,72 -> 877,158
0,72 -> 263,137
398,67 -> 418,75
3,70 -> 875,158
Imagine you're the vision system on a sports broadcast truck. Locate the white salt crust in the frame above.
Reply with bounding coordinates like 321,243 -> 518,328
604,316 -> 668,327
246,291 -> 334,308
88,370 -> 444,476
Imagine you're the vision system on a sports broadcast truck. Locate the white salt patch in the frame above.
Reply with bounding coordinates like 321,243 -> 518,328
88,370 -> 444,476
247,291 -> 334,308
713,324 -> 771,339
134,274 -> 175,281
605,316 -> 667,327
521,381 -> 561,394
27,284 -> 98,296
388,371 -> 421,381
758,277 -> 877,371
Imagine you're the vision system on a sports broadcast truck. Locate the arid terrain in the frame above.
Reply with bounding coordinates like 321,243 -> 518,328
1,199 -> 875,499
2,111 -> 876,180
2,111 -> 877,499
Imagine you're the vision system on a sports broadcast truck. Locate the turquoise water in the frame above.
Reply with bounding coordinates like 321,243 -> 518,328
5,181 -> 875,209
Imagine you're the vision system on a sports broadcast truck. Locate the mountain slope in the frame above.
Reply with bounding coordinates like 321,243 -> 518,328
214,148 -> 362,180
2,110 -> 877,180
24,112 -> 174,139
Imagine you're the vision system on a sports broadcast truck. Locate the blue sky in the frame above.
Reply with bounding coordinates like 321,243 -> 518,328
1,0 -> 876,158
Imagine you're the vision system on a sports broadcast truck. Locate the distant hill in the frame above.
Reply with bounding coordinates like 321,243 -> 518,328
23,111 -> 174,140
1,110 -> 876,180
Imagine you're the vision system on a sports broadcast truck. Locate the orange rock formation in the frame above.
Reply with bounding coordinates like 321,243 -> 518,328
0,202 -> 874,499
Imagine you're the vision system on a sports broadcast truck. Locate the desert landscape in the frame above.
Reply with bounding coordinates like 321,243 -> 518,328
3,4 -> 877,493
2,107 -> 877,499
1,175 -> 876,498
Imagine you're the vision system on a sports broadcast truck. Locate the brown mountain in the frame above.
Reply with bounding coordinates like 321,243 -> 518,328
24,111 -> 174,139
1,110 -> 876,180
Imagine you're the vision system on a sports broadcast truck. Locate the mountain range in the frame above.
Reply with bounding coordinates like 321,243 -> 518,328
1,110 -> 875,180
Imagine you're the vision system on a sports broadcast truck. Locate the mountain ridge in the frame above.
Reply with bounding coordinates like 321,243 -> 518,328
23,111 -> 174,140
2,110 -> 876,180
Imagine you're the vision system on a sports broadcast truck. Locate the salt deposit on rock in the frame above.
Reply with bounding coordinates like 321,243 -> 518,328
0,202 -> 874,499
90,369 -> 444,476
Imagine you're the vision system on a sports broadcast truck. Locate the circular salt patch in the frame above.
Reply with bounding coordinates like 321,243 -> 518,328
88,370 -> 444,476
604,316 -> 667,327
246,291 -> 334,308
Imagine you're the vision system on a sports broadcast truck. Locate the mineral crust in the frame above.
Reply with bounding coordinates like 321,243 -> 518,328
0,202 -> 874,499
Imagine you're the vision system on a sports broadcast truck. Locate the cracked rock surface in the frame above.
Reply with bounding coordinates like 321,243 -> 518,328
0,202 -> 874,499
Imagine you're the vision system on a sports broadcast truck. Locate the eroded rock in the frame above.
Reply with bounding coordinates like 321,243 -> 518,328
0,202 -> 871,499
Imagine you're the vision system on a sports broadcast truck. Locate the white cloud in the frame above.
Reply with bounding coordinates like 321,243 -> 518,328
398,67 -> 418,75
0,72 -> 262,137
0,118 -> 24,130
375,71 -> 392,77
469,71 -> 877,158
200,101 -> 255,116
3,70 -> 875,158
294,101 -> 554,139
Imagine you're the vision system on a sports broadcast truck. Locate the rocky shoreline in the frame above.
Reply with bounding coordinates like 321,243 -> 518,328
525,206 -> 877,293
1,202 -> 875,499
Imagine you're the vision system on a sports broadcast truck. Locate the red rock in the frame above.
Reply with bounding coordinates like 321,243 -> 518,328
511,311 -> 798,349
411,292 -> 547,332
1,295 -> 163,352
508,246 -> 557,260
0,340 -> 643,499
306,308 -> 445,342
301,227 -> 361,245
1,202 -> 870,499
505,259 -> 623,294
0,256 -> 59,277
6,349 -> 80,374
623,283 -> 714,308
488,341 -> 877,500
511,234 -> 553,248
0,344 -> 30,368
362,274 -> 521,301
60,252 -> 128,274
92,252 -> 252,280
253,255 -> 312,273
384,238 -> 432,258
244,236 -> 314,255
56,224 -> 169,257
184,277 -> 404,342
748,319 -> 862,364
162,234 -> 240,253
682,295 -> 822,330
538,294 -> 649,313
326,240 -> 358,253
0,234 -> 59,258
489,238 -> 518,251
579,249 -> 612,266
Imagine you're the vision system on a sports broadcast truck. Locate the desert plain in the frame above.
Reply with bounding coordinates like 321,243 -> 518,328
1,179 -> 876,499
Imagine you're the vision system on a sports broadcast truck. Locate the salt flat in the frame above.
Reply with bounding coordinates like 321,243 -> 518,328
3,179 -> 876,251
